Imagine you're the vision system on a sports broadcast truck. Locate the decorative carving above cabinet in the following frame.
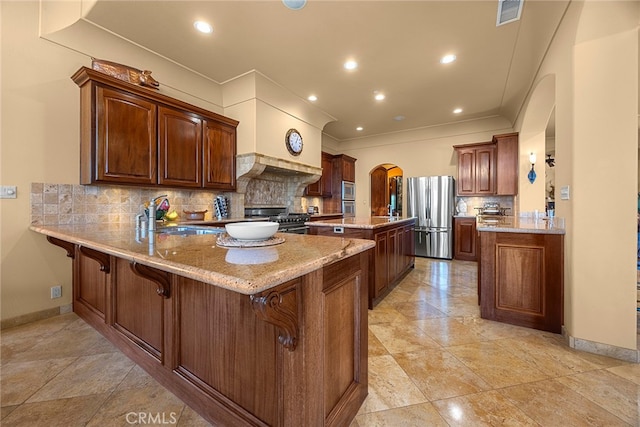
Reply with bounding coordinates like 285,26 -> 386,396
71,67 -> 239,190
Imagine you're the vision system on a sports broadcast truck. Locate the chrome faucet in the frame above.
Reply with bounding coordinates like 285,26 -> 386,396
147,195 -> 167,232
135,213 -> 147,230
387,204 -> 394,217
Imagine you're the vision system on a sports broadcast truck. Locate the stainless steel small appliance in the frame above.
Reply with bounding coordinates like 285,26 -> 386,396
342,200 -> 356,217
244,207 -> 310,234
341,181 -> 356,201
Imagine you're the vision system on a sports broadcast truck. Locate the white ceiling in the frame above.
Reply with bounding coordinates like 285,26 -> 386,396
83,0 -> 570,141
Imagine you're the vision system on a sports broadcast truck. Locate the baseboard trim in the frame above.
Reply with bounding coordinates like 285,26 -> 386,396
1,304 -> 73,330
562,326 -> 639,363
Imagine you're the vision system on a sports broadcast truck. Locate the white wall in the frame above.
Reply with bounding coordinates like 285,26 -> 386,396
515,0 -> 639,353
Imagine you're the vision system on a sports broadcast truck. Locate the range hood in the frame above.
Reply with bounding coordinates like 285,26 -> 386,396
235,153 -> 322,210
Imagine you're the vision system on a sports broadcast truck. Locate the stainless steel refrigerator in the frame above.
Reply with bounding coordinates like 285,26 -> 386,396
407,176 -> 455,259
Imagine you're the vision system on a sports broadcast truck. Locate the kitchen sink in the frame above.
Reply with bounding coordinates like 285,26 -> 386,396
155,226 -> 224,236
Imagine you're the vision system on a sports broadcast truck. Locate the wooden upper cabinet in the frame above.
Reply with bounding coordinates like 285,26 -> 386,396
454,133 -> 518,196
454,143 -> 495,195
158,107 -> 202,188
95,87 -> 157,185
337,155 -> 357,182
493,132 -> 519,195
305,151 -> 333,197
321,152 -> 334,197
72,66 -> 238,190
203,121 -> 236,190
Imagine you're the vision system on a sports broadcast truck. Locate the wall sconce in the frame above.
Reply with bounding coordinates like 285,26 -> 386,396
528,152 -> 537,184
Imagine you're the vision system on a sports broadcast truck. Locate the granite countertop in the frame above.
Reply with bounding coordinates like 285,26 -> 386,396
30,223 -> 375,295
306,216 -> 416,229
476,216 -> 566,235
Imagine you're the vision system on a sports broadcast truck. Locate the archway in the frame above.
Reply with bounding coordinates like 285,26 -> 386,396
370,164 -> 403,216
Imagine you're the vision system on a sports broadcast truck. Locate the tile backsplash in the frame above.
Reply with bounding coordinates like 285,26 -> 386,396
30,183 -> 225,225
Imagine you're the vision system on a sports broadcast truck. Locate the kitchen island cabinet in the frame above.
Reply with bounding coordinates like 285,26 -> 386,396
34,224 -> 374,427
477,216 -> 565,333
306,216 -> 415,308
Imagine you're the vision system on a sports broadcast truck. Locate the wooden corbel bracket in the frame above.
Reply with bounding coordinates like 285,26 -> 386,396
130,262 -> 171,298
46,236 -> 76,259
250,290 -> 299,351
79,246 -> 110,273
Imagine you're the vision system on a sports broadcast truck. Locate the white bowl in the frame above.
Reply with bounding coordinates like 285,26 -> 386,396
225,221 -> 279,241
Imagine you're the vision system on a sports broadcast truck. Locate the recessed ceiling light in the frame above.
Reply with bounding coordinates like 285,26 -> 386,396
374,92 -> 385,101
282,0 -> 307,10
394,115 -> 405,121
453,108 -> 463,114
194,21 -> 213,34
440,54 -> 457,64
344,60 -> 358,70
307,95 -> 317,102
356,127 -> 364,131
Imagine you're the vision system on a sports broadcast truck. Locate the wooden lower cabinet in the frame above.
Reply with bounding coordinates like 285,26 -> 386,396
51,241 -> 370,427
478,231 -> 564,333
308,220 -> 415,308
113,259 -> 167,361
454,217 -> 477,261
74,246 -> 110,319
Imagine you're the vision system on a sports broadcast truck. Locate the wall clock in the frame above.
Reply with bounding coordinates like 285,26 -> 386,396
285,128 -> 303,156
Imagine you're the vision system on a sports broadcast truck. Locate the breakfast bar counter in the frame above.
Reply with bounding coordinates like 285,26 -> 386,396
30,223 -> 374,427
29,223 -> 373,294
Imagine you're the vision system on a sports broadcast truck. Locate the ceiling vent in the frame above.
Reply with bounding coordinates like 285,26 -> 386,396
496,0 -> 523,26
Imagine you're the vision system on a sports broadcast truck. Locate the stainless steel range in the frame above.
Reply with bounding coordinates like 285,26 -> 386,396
244,207 -> 311,234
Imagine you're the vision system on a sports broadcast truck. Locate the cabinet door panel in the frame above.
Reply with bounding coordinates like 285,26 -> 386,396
321,153 -> 334,197
374,232 -> 388,295
76,250 -> 107,317
454,218 -> 477,261
457,150 -> 475,195
203,121 -> 236,190
475,146 -> 495,194
158,107 -> 202,187
113,259 -> 164,361
342,159 -> 356,183
96,87 -> 157,185
494,133 -> 518,195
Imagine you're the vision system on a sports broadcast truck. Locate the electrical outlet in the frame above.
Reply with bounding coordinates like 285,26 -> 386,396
51,285 -> 62,299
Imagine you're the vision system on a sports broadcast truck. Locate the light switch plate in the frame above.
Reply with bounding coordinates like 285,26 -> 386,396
560,185 -> 570,200
0,186 -> 17,199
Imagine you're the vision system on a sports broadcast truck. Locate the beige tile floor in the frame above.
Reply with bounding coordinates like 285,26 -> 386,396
2,258 -> 639,426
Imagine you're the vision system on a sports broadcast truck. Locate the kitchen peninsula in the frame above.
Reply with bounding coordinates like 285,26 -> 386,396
306,216 -> 415,307
477,216 -> 565,333
29,224 -> 375,427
